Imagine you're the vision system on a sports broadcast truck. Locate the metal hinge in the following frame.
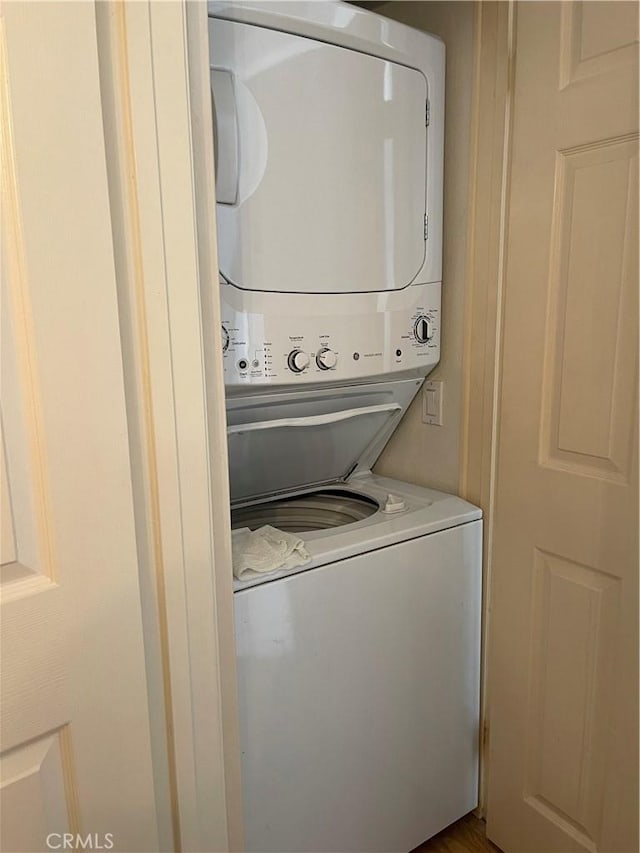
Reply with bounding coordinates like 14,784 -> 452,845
426,99 -> 430,127
424,214 -> 428,240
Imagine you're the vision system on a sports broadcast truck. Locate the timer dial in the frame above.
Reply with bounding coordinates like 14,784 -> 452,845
413,316 -> 433,344
222,326 -> 230,353
287,349 -> 310,373
316,348 -> 337,370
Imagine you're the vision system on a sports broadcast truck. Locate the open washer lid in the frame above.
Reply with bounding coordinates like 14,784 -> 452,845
226,377 -> 422,504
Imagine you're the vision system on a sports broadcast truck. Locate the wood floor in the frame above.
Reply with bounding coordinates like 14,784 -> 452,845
412,813 -> 502,853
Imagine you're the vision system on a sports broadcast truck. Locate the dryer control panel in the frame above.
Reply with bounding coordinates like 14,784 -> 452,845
220,281 -> 441,390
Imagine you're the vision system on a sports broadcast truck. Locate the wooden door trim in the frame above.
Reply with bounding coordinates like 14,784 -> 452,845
96,3 -> 242,850
185,4 -> 244,848
458,0 -> 516,815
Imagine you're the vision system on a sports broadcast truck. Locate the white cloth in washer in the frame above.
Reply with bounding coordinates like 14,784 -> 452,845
231,524 -> 311,580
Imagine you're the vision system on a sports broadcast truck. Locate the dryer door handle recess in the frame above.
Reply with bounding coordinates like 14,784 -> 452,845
210,68 -> 238,204
227,403 -> 402,435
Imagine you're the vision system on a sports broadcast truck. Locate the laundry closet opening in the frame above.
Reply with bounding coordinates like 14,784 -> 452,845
209,2 -> 482,851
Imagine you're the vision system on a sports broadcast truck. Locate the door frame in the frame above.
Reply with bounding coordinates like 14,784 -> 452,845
458,0 -> 515,815
94,0 -> 519,843
95,2 -> 242,850
102,0 -> 519,840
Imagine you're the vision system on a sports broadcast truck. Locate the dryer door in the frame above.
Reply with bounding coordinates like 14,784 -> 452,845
210,20 -> 428,294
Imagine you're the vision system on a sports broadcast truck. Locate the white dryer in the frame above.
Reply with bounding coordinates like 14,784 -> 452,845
208,0 -> 444,393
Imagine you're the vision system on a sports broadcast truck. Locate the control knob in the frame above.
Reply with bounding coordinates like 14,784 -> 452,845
222,326 -> 230,353
316,348 -> 337,370
287,349 -> 310,373
413,316 -> 434,344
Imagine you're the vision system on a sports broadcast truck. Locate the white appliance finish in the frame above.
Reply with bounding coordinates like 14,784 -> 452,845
213,21 -> 428,294
208,5 -> 481,851
233,471 -> 482,590
220,279 -> 440,388
208,1 -> 445,390
234,474 -> 482,853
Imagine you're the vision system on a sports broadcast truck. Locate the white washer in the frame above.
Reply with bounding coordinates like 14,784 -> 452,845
233,480 -> 481,853
227,385 -> 482,852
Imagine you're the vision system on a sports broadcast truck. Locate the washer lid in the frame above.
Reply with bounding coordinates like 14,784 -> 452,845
226,378 -> 421,504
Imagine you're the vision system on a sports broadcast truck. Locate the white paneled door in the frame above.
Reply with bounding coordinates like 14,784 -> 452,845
486,2 -> 638,852
1,3 -> 159,851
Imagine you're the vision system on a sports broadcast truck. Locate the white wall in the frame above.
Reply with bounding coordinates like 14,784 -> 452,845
374,1 -> 475,494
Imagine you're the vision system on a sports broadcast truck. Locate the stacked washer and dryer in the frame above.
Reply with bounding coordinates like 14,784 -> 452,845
208,2 -> 482,851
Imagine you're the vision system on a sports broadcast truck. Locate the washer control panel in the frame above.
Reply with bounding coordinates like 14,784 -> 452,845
220,281 -> 440,388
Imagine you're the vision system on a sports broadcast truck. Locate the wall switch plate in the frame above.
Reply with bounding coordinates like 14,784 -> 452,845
422,379 -> 444,426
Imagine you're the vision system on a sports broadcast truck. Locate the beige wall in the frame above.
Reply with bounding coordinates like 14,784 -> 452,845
374,1 -> 475,494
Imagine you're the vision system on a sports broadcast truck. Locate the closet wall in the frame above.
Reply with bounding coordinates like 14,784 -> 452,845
374,1 -> 476,493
